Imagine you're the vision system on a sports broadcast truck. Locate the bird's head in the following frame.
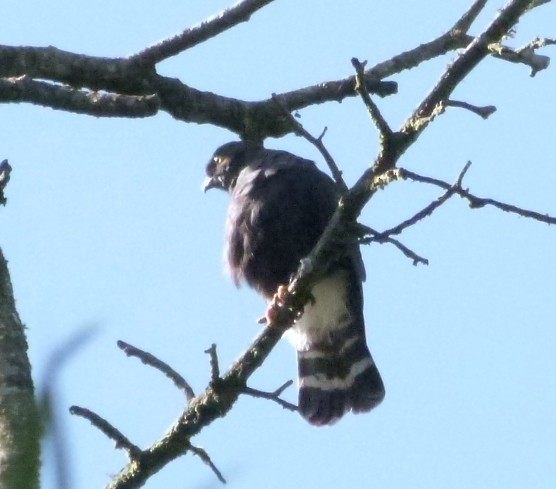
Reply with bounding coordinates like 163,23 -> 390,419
203,141 -> 261,192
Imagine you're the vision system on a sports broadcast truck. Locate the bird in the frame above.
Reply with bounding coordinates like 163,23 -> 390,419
203,141 -> 384,426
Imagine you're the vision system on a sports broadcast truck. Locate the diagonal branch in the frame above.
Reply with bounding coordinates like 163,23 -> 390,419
343,0 -> 541,217
69,406 -> 142,460
117,341 -> 196,401
360,227 -> 430,266
271,94 -> 348,192
351,58 -> 393,141
241,380 -> 298,412
400,167 -> 556,225
401,0 -> 540,144
452,0 -> 489,32
377,163 -> 472,238
130,0 -> 276,64
188,444 -> 226,485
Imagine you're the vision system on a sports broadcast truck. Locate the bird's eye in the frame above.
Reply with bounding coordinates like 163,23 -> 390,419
206,158 -> 218,176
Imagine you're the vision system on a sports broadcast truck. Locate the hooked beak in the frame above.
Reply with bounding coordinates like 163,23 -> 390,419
202,176 -> 217,193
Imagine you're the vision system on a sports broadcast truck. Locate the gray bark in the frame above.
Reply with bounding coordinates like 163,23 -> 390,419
0,248 -> 40,489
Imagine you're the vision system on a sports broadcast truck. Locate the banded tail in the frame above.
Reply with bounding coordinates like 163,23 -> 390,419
287,271 -> 385,426
297,326 -> 384,426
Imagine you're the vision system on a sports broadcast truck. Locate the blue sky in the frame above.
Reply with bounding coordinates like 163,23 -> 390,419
1,1 -> 556,488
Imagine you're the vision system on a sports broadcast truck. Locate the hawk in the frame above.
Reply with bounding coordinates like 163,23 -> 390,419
204,141 -> 384,426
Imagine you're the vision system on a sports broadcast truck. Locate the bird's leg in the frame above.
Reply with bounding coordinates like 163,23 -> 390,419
264,285 -> 290,324
259,284 -> 316,327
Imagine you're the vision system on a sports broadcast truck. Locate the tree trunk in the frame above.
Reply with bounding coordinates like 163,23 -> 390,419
0,248 -> 40,489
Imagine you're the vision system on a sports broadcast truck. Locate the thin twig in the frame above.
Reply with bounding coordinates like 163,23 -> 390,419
0,159 -> 12,205
117,340 -> 195,401
130,0 -> 275,64
520,36 -> 556,50
189,444 -> 226,485
271,94 -> 348,192
351,58 -> 393,140
446,100 -> 497,119
358,164 -> 474,264
400,166 -> 556,225
242,380 -> 298,411
69,406 -> 142,460
381,162 -> 472,237
379,236 -> 429,266
359,225 -> 429,266
204,344 -> 221,383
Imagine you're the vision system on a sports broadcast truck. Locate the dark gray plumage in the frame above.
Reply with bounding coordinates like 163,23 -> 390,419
204,141 -> 384,426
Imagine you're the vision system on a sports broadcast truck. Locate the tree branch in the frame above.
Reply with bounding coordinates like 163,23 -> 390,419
360,227 -> 430,266
130,0 -> 276,64
69,406 -> 142,460
452,0 -> 489,32
487,36 -> 555,76
0,159 -> 12,205
0,248 -> 40,489
400,167 -> 556,225
204,344 -> 221,384
343,0 -> 542,217
241,380 -> 298,411
188,444 -> 226,485
446,100 -> 497,119
351,58 -> 394,141
1,0 -> 550,139
117,341 -> 196,401
402,0 -> 541,142
271,95 -> 348,192
0,76 -> 159,118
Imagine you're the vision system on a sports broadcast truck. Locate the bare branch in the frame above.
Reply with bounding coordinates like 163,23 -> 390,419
204,344 -> 221,384
376,236 -> 429,266
486,37 -> 553,76
0,76 -> 159,118
241,380 -> 298,411
351,58 -> 393,140
1,1 -> 548,139
271,94 -> 348,192
130,0 -> 276,65
340,0 -> 542,199
189,444 -> 226,485
522,36 -> 556,50
383,163 -> 473,238
0,45 -> 149,90
446,100 -> 497,119
0,159 -> 12,205
401,167 -> 556,225
526,0 -> 552,9
364,31 -> 467,82
359,225 -> 430,266
69,406 -> 142,460
402,0 -> 541,140
452,0 -> 489,33
117,341 -> 195,401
